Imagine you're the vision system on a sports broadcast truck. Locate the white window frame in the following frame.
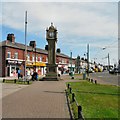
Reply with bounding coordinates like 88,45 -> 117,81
14,52 -> 18,59
7,52 -> 11,58
32,55 -> 35,62
27,54 -> 30,61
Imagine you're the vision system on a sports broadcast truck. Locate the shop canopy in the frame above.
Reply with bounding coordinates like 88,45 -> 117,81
26,62 -> 46,67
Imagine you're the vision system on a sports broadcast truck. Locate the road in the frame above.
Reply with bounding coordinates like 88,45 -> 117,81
89,72 -> 119,86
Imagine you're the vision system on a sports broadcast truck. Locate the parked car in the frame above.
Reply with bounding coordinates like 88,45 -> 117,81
109,68 -> 119,74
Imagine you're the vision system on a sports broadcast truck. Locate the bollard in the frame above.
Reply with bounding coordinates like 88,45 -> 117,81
71,76 -> 74,79
78,105 -> 82,119
91,79 -> 93,83
95,80 -> 97,84
14,79 -> 16,83
67,83 -> 70,89
70,87 -> 72,94
72,93 -> 75,102
27,81 -> 29,84
3,79 -> 5,83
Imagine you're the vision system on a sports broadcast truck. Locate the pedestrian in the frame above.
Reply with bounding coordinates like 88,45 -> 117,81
18,69 -> 21,79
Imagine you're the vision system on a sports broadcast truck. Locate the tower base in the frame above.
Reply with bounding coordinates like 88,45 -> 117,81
42,72 -> 60,81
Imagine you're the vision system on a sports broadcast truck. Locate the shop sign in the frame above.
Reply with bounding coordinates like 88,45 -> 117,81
6,60 -> 22,65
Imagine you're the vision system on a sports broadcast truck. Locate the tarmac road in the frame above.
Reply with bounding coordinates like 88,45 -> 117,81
89,71 -> 119,86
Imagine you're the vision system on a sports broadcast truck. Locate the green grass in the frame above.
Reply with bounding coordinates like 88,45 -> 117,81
3,79 -> 32,85
67,81 -> 120,119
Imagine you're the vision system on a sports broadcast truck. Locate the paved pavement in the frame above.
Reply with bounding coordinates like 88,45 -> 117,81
2,78 -> 71,119
1,73 -> 118,119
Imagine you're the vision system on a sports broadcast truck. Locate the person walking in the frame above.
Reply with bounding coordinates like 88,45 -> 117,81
18,69 -> 21,79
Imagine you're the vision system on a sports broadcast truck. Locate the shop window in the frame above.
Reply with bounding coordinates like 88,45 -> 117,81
7,52 -> 11,58
38,56 -> 40,61
14,52 -> 18,59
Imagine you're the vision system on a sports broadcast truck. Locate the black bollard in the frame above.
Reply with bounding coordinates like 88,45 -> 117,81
14,79 -> 16,83
78,105 -> 82,119
27,81 -> 29,84
91,79 -> 93,83
72,93 -> 75,102
71,76 -> 74,79
67,84 -> 70,89
95,80 -> 97,84
3,79 -> 5,83
70,87 -> 72,94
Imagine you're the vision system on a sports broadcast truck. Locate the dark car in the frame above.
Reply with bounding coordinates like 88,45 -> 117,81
109,68 -> 119,74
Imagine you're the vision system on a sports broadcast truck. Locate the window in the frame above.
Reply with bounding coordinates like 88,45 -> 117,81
46,57 -> 48,62
7,52 -> 11,58
32,55 -> 35,62
36,55 -> 38,62
27,54 -> 30,61
62,58 -> 65,63
40,56 -> 42,62
14,52 -> 18,59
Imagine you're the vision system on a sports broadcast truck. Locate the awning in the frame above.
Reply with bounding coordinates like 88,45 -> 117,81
26,62 -> 46,67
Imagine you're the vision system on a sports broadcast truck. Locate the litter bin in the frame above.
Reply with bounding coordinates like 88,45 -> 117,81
70,71 -> 74,79
83,73 -> 86,80
69,71 -> 73,76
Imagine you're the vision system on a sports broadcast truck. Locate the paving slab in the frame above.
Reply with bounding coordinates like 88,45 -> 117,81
2,81 -> 70,119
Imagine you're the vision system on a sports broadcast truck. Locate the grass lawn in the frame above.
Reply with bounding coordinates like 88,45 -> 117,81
67,81 -> 120,119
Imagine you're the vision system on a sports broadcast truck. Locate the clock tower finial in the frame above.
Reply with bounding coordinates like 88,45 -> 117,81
51,22 -> 53,26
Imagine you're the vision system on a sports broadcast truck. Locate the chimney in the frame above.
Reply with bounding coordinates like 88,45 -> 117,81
29,41 -> 36,48
57,48 -> 61,53
45,45 -> 48,51
7,33 -> 15,43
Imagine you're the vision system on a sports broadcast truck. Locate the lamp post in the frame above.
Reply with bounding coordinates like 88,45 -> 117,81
87,44 -> 89,76
102,47 -> 110,71
24,11 -> 27,81
70,51 -> 72,73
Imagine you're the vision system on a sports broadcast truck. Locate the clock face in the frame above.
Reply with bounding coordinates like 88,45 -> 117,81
49,31 -> 54,38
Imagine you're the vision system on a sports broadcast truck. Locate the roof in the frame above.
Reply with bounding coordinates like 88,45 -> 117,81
1,40 -> 69,58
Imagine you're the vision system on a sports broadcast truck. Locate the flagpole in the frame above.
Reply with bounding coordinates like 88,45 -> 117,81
24,11 -> 27,81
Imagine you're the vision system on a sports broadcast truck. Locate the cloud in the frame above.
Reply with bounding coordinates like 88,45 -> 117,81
1,2 -> 118,64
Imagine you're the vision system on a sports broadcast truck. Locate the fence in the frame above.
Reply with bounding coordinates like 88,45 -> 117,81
66,83 -> 84,120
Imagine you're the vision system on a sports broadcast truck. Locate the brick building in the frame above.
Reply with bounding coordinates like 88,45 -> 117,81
0,34 -> 76,77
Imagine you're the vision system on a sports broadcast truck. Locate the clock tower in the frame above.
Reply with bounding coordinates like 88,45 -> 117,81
44,23 -> 59,81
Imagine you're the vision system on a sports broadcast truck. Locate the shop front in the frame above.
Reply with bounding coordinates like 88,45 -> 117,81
6,59 -> 23,77
26,62 -> 46,77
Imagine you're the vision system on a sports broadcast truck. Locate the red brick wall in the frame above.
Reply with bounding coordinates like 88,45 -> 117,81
6,47 -> 25,60
2,44 -> 71,77
1,47 -> 6,77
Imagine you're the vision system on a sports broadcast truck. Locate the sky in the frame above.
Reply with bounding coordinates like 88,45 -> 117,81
0,0 -> 119,66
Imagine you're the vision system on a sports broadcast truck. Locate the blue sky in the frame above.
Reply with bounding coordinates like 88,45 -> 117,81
1,1 -> 119,65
